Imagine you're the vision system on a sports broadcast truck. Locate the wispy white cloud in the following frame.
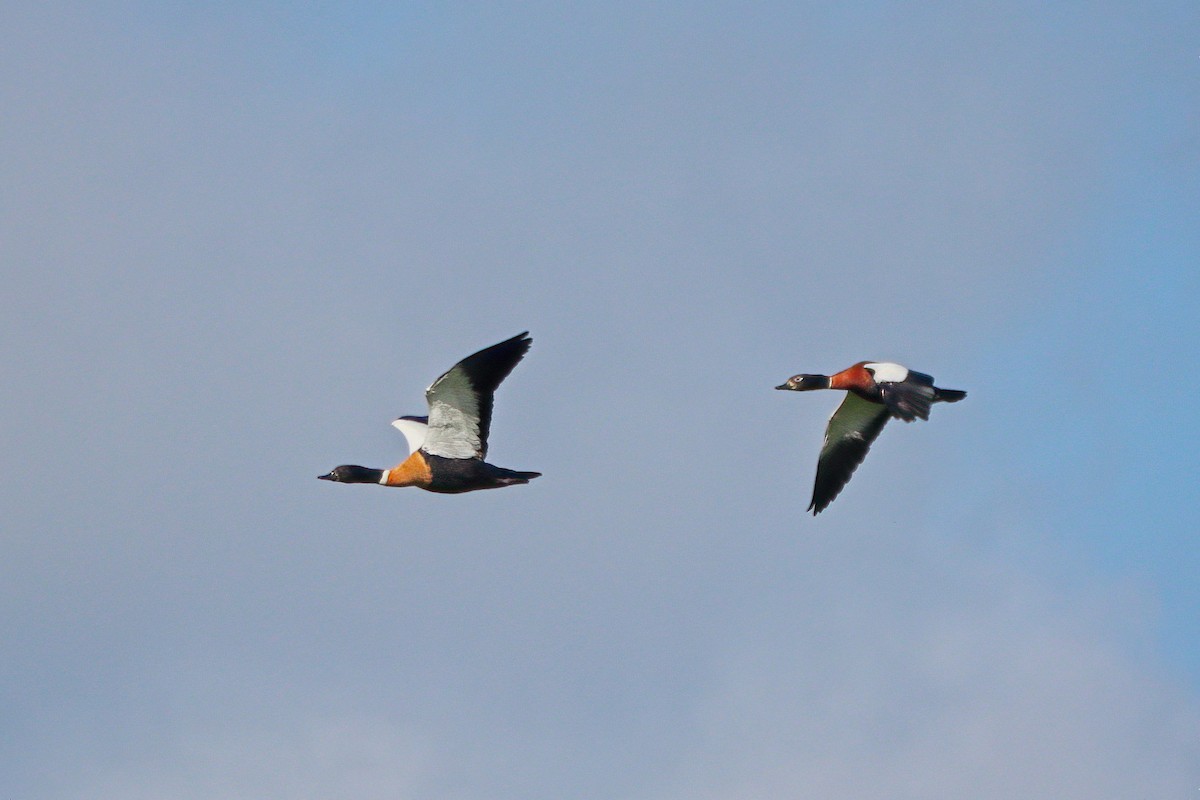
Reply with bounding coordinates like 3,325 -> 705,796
648,555 -> 1200,799
75,717 -> 428,800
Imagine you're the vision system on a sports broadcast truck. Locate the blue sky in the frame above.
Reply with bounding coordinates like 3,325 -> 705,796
3,2 -> 1198,797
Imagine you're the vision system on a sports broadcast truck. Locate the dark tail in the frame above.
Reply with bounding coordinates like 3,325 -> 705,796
495,468 -> 542,486
934,388 -> 966,403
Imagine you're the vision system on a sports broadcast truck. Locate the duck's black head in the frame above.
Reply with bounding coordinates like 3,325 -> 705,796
318,465 -> 384,483
775,374 -> 831,391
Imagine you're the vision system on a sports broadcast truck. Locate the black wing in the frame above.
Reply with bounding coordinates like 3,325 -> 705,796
878,370 -> 935,422
423,332 -> 532,459
810,393 -> 890,514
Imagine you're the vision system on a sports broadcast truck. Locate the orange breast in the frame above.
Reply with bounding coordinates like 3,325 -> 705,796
829,363 -> 873,392
384,450 -> 433,488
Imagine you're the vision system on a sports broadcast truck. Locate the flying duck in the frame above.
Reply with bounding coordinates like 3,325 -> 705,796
776,362 -> 965,514
320,332 -> 541,493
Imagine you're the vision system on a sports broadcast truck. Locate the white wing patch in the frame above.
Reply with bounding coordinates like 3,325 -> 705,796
423,367 -> 483,459
390,417 -> 428,456
864,362 -> 909,383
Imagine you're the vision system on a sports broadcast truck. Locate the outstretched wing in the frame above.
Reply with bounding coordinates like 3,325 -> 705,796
422,332 -> 532,460
810,392 -> 890,514
391,415 -> 428,456
878,369 -> 936,422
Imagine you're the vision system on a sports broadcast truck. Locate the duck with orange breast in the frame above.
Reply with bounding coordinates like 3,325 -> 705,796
776,362 -> 965,515
320,332 -> 541,493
